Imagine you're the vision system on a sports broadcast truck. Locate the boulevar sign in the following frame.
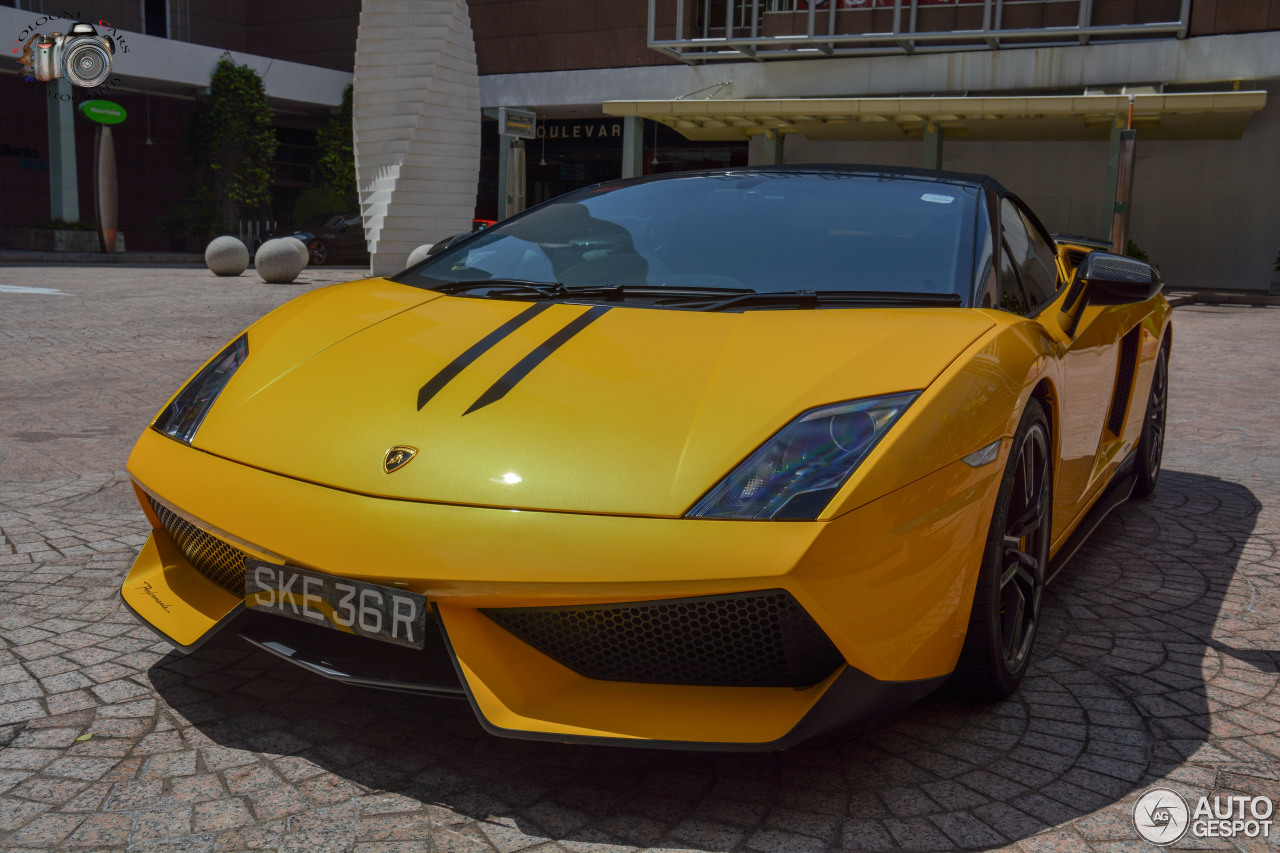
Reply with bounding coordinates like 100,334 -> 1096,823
537,119 -> 623,141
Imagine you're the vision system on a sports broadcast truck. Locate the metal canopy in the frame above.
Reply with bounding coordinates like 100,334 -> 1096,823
603,90 -> 1268,142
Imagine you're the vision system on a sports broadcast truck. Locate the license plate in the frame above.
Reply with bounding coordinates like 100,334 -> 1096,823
245,560 -> 428,650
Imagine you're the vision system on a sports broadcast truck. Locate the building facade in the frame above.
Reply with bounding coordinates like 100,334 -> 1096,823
1,1 -> 355,252
469,0 -> 1280,291
5,0 -> 1280,290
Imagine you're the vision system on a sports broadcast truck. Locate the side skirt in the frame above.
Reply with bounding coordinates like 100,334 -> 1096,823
1046,452 -> 1137,586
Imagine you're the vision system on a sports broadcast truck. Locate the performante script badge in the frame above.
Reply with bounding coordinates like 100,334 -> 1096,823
383,445 -> 418,474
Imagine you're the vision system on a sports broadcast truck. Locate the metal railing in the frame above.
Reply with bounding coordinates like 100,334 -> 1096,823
646,0 -> 1192,62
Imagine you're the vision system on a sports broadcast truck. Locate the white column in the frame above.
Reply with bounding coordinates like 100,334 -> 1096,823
47,78 -> 79,222
354,0 -> 481,276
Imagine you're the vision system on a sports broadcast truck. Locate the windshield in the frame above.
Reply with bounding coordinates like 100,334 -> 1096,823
396,171 -> 980,304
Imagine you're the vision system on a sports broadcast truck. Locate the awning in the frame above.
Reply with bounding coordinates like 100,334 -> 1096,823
603,90 -> 1268,142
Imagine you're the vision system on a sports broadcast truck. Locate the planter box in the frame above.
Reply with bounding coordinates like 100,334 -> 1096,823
4,228 -> 126,253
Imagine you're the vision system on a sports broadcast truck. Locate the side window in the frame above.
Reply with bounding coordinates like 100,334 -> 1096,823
1000,198 -> 1057,312
972,194 -> 997,308
1016,207 -> 1060,300
997,242 -> 1030,314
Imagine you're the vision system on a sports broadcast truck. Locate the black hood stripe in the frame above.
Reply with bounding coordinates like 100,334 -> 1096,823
464,306 -> 611,415
416,303 -> 551,410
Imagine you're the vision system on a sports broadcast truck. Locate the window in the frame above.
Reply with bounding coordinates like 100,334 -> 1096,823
401,174 -> 982,300
1016,205 -> 1060,301
143,0 -> 168,37
1000,198 -> 1058,313
972,193 -> 996,308
997,241 -> 1030,314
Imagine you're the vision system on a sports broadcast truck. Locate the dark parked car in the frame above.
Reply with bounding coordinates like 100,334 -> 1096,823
266,213 -> 369,265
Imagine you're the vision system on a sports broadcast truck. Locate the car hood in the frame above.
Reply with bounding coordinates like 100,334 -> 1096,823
192,279 -> 994,516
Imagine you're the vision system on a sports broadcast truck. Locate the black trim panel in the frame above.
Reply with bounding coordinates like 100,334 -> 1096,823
464,306 -> 610,415
416,303 -> 551,410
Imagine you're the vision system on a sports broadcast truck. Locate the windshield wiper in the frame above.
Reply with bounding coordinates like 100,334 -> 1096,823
435,279 -> 569,298
434,281 -> 754,302
672,290 -> 964,312
562,284 -> 752,301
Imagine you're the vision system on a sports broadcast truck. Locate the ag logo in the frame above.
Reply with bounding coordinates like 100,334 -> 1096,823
382,445 -> 417,474
1134,788 -> 1190,845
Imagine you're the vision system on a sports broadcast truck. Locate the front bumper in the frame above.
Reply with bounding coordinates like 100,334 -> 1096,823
122,428 -> 1003,748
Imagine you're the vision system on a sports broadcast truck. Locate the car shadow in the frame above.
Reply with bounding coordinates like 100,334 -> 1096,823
149,469 -> 1264,851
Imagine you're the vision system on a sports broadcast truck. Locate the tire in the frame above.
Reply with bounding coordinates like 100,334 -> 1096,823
1131,342 -> 1169,499
954,397 -> 1052,701
309,239 -> 328,266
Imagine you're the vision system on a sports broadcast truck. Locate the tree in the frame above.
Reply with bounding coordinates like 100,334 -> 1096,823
189,55 -> 278,229
316,83 -> 356,205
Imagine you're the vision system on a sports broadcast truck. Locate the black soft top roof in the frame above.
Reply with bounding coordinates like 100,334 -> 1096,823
601,163 -> 1009,195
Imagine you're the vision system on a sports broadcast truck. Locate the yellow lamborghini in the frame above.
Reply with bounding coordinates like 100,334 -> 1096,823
120,166 -> 1170,749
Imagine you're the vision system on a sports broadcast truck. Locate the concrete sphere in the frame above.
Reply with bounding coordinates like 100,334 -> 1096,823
205,236 -> 249,276
283,236 -> 309,269
254,238 -> 305,284
405,243 -> 435,267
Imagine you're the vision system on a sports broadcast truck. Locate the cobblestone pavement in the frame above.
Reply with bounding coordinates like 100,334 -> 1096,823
1,265 -> 1278,852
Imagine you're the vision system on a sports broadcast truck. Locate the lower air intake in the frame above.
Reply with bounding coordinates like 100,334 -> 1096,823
148,496 -> 247,596
483,589 -> 844,688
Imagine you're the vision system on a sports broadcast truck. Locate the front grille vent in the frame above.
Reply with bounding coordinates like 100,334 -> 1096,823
148,496 -> 247,596
484,589 -> 844,688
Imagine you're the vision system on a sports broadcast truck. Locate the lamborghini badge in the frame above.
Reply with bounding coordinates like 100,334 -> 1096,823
383,446 -> 418,474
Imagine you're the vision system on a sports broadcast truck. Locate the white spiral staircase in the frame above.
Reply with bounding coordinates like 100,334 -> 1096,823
353,0 -> 481,275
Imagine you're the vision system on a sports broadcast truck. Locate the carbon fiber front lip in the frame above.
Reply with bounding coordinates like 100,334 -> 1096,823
237,609 -> 466,699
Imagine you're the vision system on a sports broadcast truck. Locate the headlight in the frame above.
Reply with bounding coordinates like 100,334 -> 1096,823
153,335 -> 248,443
687,392 -> 919,521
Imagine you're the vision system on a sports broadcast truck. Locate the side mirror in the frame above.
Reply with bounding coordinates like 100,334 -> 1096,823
1064,250 -> 1163,310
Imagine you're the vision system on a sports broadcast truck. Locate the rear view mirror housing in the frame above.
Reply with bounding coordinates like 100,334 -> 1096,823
1085,252 -> 1163,304
1068,250 -> 1163,307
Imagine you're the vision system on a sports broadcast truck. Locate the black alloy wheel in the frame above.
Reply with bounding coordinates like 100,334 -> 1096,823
309,239 -> 328,266
1132,343 -> 1169,498
955,397 -> 1052,700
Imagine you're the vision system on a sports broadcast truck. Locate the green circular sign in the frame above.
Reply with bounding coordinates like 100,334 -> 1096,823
77,100 -> 127,125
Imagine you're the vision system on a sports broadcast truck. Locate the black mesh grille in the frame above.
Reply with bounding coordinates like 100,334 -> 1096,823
148,496 -> 247,596
1065,248 -> 1089,269
1107,325 -> 1141,435
483,590 -> 845,688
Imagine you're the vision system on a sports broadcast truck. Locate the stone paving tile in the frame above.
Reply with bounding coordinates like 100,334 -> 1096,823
1,271 -> 1280,852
